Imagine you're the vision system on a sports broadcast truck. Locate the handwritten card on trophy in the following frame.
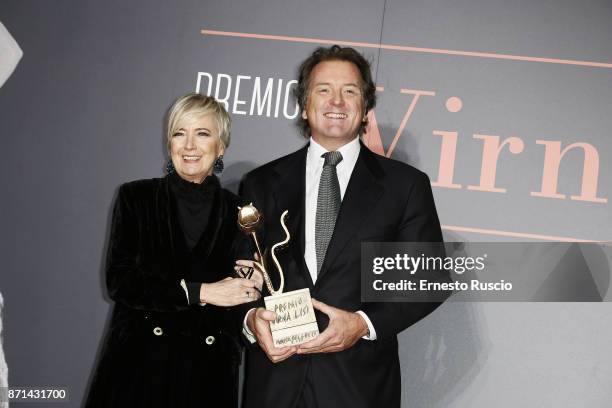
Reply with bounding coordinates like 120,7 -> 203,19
264,288 -> 319,347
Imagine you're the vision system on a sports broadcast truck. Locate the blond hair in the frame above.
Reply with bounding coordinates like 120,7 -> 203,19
166,93 -> 231,152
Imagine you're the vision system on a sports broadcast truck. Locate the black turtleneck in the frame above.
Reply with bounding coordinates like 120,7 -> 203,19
169,172 -> 220,305
168,171 -> 219,251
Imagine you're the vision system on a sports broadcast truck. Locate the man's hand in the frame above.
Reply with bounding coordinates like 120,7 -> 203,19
297,299 -> 368,354
247,307 -> 297,363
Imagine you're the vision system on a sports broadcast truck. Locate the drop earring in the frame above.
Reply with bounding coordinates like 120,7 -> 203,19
166,159 -> 175,174
213,155 -> 224,174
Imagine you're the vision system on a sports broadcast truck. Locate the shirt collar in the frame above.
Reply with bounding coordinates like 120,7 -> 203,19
307,136 -> 361,168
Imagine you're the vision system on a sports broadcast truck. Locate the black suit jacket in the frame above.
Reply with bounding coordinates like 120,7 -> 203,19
240,143 -> 445,408
86,177 -> 245,408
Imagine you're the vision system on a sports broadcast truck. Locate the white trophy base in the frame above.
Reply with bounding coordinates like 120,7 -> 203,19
264,288 -> 319,347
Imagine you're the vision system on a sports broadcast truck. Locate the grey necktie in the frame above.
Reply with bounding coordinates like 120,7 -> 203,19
315,151 -> 343,274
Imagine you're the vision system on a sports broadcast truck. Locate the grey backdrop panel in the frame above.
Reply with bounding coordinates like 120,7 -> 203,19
0,0 -> 611,407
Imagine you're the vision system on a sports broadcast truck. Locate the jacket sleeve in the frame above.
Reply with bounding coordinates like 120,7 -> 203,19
362,172 -> 451,340
105,184 -> 190,312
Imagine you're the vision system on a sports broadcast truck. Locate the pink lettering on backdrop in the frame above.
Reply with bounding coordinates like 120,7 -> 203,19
467,135 -> 525,193
531,141 -> 607,203
431,131 -> 462,189
363,88 -> 435,157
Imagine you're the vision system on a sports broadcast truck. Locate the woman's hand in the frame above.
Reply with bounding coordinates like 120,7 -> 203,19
200,277 -> 260,306
235,258 -> 264,293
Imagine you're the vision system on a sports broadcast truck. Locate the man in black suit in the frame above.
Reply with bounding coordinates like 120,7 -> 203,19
240,45 -> 445,408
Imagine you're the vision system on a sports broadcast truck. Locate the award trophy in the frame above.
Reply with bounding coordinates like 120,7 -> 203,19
237,204 -> 319,347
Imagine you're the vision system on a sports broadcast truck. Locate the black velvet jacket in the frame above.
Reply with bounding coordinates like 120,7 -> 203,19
85,176 -> 244,408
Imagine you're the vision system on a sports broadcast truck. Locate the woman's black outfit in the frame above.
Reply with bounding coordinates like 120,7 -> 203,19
85,173 -> 243,408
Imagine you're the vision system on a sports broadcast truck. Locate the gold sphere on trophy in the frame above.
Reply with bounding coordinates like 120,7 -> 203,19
237,203 -> 263,234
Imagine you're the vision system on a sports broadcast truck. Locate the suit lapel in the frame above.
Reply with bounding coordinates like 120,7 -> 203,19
160,176 -> 188,275
317,145 -> 384,282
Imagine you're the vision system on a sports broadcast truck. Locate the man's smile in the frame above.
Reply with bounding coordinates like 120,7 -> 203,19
323,112 -> 348,119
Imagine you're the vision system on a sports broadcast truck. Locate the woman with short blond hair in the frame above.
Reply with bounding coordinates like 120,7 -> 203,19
85,93 -> 261,408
